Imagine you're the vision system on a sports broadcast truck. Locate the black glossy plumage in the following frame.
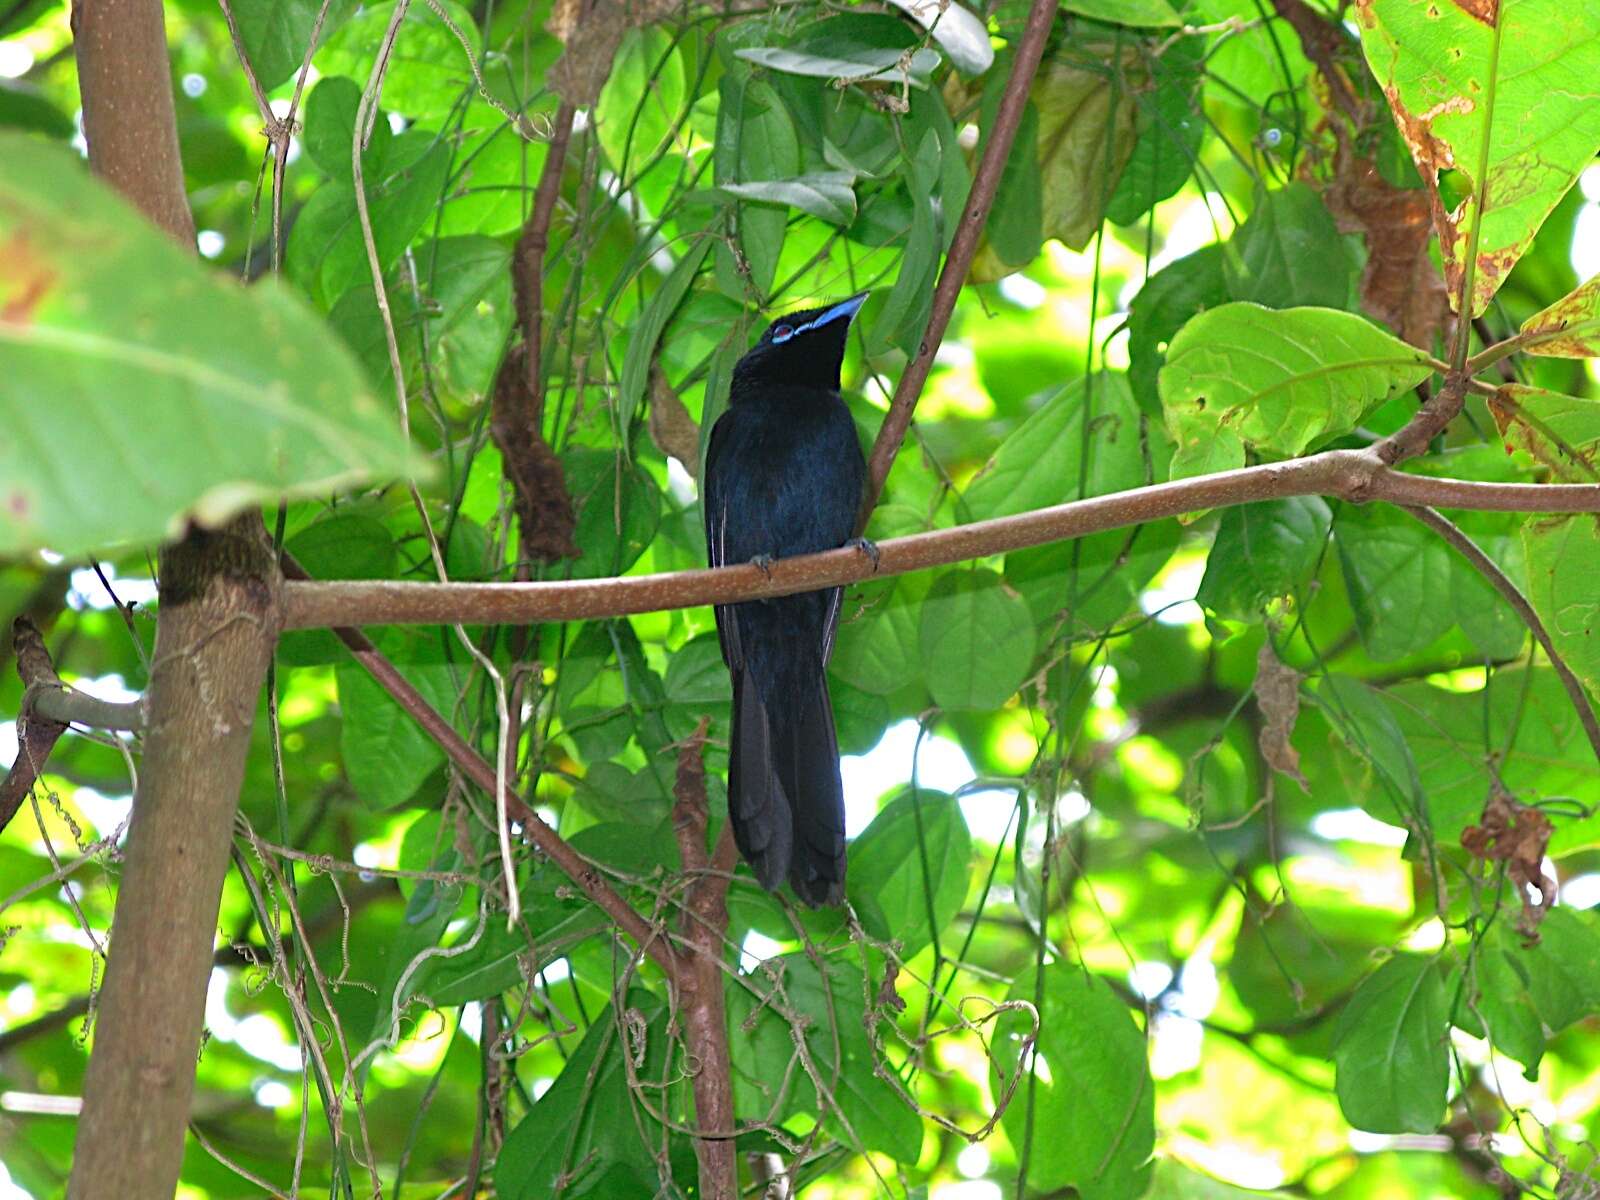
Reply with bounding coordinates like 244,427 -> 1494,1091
702,294 -> 868,906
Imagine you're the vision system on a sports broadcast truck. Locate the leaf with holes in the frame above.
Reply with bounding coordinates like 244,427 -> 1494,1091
1158,303 -> 1433,480
0,136 -> 420,558
1355,0 -> 1600,315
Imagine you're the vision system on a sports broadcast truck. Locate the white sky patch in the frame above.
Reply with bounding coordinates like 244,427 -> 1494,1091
0,721 -> 16,771
4,983 -> 34,1019
739,929 -> 784,973
1150,1012 -> 1203,1078
1174,955 -> 1219,1020
68,674 -> 140,705
181,72 -> 208,97
0,40 -> 34,78
205,968 -> 303,1070
1128,960 -> 1173,1000
841,719 -> 1017,841
459,1001 -> 483,1043
1139,555 -> 1205,626
72,788 -> 131,839
1310,807 -> 1409,846
1561,873 -> 1600,909
539,957 -> 571,985
998,272 -> 1047,310
255,1080 -> 293,1108
197,230 -> 226,259
68,564 -> 159,610
955,1142 -> 990,1178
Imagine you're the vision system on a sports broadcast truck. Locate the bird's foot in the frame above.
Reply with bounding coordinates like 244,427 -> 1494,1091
846,537 -> 880,572
749,553 -> 776,579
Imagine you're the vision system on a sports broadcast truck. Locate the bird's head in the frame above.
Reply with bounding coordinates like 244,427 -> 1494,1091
731,292 -> 869,396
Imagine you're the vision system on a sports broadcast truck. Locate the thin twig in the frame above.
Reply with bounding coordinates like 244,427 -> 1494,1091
857,0 -> 1059,524
1401,505 -> 1600,773
282,450 -> 1600,631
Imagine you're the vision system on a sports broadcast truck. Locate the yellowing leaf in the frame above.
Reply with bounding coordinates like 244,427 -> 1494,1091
1520,273 -> 1600,358
1356,0 -> 1600,315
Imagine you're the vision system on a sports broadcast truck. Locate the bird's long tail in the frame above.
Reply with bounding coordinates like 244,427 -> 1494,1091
728,670 -> 847,906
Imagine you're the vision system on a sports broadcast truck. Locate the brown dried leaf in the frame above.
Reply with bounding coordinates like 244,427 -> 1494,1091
1253,640 -> 1308,792
490,345 -> 580,564
1460,786 -> 1555,941
647,367 -> 700,473
1321,147 -> 1450,350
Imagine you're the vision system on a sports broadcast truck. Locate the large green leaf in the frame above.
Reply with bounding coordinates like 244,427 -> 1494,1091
1128,244 -> 1228,418
1198,496 -> 1331,620
993,965 -> 1155,1199
229,0 -> 359,91
1356,0 -> 1600,315
1222,182 -> 1355,311
596,27 -> 688,174
618,239 -> 712,438
1158,303 -> 1433,479
1333,954 -> 1449,1134
964,373 -> 1145,521
919,568 -> 1036,711
846,789 -> 971,956
714,75 -> 799,301
0,135 -> 418,558
318,0 -> 484,124
1335,503 -> 1457,661
496,993 -> 681,1199
336,636 -> 458,809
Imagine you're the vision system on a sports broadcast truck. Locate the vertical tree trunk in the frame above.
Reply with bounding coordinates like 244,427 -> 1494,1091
68,5 -> 282,1195
69,524 -> 281,1199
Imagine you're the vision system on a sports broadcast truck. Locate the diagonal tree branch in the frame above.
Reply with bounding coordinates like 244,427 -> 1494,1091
858,0 -> 1059,525
282,450 -> 1600,631
1401,505 -> 1600,771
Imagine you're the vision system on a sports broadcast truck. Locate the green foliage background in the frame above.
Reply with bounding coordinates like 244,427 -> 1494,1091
3,0 -> 1600,1196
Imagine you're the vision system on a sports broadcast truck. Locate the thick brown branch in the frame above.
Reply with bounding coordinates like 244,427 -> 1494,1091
858,0 -> 1058,524
282,451 -> 1600,631
1401,506 -> 1600,772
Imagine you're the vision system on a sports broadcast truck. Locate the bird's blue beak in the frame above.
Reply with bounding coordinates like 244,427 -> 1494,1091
789,292 -> 869,338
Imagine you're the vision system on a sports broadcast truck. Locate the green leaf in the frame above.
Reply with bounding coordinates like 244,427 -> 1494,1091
919,569 -> 1036,711
1518,907 -> 1600,1030
1158,303 -> 1433,480
407,902 -> 609,1006
1198,497 -> 1331,620
496,993 -> 680,1199
1127,244 -> 1228,419
0,135 -> 419,559
286,137 -> 452,309
734,45 -> 940,85
718,173 -> 858,224
1523,513 -> 1600,701
993,965 -> 1155,1199
1490,385 -> 1600,483
830,576 -> 925,695
1460,932 -> 1546,1077
714,77 -> 799,301
563,448 -> 662,579
1335,503 -> 1456,661
965,373 -> 1146,521
727,954 -> 922,1164
1032,44 -> 1144,251
1312,675 -> 1421,829
302,75 -> 392,183
318,0 -> 483,123
846,789 -> 971,956
229,0 -> 359,91
414,236 -> 516,405
619,239 -> 712,439
1105,41 -> 1204,228
1222,182 -> 1355,310
1357,0 -> 1600,315
278,514 -> 397,666
596,28 -> 687,173
866,128 -> 941,356
1333,955 -> 1449,1134
0,79 -> 74,139
336,640 -> 457,809
1519,273 -> 1600,358
1005,521 -> 1179,634
1059,0 -> 1177,25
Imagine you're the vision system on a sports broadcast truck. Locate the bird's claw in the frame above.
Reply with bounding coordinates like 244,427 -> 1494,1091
750,554 -> 776,579
847,537 -> 881,572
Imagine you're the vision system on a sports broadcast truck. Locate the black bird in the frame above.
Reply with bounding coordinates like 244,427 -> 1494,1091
703,293 -> 870,906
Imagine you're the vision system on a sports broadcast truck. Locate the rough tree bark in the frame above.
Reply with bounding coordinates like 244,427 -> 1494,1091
67,4 -> 284,1196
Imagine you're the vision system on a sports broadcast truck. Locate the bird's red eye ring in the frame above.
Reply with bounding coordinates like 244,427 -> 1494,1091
772,324 -> 795,342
